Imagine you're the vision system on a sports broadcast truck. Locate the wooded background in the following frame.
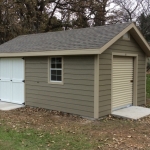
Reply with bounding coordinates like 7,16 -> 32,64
0,0 -> 150,44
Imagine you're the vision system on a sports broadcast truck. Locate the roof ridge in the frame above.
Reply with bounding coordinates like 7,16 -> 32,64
17,22 -> 132,37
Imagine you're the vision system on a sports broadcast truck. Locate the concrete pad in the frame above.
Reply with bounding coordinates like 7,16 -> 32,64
112,106 -> 150,120
0,101 -> 24,111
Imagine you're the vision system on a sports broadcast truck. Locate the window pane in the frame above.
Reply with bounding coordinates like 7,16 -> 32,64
56,58 -> 61,63
51,58 -> 56,64
51,64 -> 55,68
51,75 -> 56,81
57,76 -> 61,81
51,70 -> 56,75
50,57 -> 62,82
56,63 -> 62,68
57,70 -> 61,76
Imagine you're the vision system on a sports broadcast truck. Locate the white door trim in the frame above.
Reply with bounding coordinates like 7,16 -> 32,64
111,53 -> 138,113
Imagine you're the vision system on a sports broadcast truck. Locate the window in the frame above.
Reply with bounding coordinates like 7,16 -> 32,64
123,33 -> 130,40
50,57 -> 62,82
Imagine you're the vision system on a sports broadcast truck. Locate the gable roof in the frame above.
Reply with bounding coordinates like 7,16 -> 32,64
0,23 -> 131,53
0,22 -> 150,57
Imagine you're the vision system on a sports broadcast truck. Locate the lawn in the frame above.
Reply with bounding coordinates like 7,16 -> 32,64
147,74 -> 150,98
1,107 -> 150,150
0,75 -> 150,150
0,124 -> 93,150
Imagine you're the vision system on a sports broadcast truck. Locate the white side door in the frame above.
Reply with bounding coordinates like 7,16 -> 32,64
12,58 -> 24,104
0,58 -> 24,104
0,58 -> 12,102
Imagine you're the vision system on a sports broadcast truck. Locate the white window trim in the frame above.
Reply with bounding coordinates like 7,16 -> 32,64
48,57 -> 64,85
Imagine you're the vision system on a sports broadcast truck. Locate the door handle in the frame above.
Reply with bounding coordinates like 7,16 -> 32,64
130,80 -> 133,83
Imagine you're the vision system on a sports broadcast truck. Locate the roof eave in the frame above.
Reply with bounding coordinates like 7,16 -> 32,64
0,48 -> 100,57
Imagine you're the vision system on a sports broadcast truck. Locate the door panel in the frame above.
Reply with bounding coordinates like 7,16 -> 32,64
0,58 -> 12,80
0,58 -> 12,102
0,81 -> 12,102
112,56 -> 133,111
12,82 -> 24,104
12,58 -> 24,81
12,58 -> 24,104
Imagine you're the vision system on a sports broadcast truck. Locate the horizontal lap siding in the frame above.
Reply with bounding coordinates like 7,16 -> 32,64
99,37 -> 146,117
25,56 -> 94,117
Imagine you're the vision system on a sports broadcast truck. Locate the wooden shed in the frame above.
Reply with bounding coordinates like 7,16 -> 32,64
0,22 -> 149,119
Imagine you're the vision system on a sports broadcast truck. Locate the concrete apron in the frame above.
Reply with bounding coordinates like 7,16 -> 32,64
0,101 -> 24,111
112,106 -> 150,120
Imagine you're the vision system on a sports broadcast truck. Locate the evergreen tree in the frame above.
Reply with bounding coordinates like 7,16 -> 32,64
138,13 -> 150,42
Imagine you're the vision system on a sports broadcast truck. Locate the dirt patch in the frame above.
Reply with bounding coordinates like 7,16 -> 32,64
0,106 -> 89,132
1,106 -> 150,149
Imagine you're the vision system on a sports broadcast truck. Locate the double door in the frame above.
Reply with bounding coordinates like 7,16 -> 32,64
0,58 -> 24,104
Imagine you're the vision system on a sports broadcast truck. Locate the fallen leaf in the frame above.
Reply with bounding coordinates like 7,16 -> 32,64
127,135 -> 132,138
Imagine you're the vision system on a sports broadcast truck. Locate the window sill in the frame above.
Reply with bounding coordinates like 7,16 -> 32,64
48,81 -> 64,85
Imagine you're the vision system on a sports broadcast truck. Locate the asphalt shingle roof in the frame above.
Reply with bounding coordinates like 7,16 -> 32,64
0,23 -> 131,53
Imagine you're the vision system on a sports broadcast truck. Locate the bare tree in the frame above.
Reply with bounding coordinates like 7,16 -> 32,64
112,0 -> 144,22
140,0 -> 150,16
55,0 -> 112,27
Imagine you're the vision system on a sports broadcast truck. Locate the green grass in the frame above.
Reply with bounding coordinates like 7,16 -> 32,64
0,125 -> 93,150
147,74 -> 150,98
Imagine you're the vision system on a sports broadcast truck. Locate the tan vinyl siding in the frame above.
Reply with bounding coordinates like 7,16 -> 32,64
25,55 -> 94,118
99,36 -> 146,117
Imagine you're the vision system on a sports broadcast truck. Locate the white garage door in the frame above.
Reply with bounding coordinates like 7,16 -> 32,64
0,58 -> 24,104
112,56 -> 133,111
